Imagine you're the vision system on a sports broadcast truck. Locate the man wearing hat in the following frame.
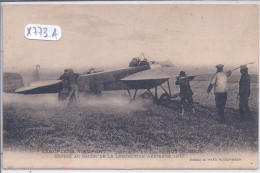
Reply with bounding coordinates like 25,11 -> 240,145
207,64 -> 232,123
238,65 -> 251,121
176,71 -> 196,115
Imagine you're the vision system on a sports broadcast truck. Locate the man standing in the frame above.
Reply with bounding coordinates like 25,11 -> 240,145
32,65 -> 40,81
129,57 -> 140,67
87,68 -> 96,74
207,64 -> 231,123
58,69 -> 70,101
59,69 -> 80,106
176,71 -> 196,115
238,65 -> 251,121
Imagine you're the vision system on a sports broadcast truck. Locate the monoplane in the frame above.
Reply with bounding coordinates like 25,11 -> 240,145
15,59 -> 178,103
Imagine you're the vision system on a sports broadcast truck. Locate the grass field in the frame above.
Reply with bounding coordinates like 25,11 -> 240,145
3,75 -> 258,154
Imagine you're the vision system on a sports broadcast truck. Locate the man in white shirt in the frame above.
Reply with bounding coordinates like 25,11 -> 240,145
207,64 -> 231,123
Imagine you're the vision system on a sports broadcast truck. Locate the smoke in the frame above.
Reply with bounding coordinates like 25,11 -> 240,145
3,93 -> 63,107
78,93 -> 147,112
3,92 -> 148,112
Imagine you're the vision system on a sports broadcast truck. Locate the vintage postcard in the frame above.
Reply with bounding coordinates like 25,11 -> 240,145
1,2 -> 259,169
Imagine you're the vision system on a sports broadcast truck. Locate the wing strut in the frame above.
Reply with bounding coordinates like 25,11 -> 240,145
158,79 -> 172,98
127,89 -> 132,98
133,89 -> 138,100
155,86 -> 158,100
125,79 -> 177,104
127,88 -> 138,102
167,79 -> 172,98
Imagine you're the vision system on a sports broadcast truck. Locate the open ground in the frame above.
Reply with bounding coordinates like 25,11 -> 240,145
3,74 -> 258,154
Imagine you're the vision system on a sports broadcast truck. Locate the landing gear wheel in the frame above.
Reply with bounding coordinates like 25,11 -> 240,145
159,93 -> 171,104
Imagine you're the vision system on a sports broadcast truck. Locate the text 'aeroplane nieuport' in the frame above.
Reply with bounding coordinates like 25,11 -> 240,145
15,56 -> 179,104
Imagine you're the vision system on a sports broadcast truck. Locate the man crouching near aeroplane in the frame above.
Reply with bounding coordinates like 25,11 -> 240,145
59,69 -> 80,106
176,71 -> 196,115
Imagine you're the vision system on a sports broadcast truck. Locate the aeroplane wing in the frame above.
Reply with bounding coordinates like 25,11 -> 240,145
15,80 -> 62,94
14,65 -> 150,94
120,67 -> 174,90
121,67 -> 173,80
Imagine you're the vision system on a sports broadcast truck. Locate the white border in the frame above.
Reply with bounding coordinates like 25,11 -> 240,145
1,1 -> 4,172
1,1 -> 259,173
1,1 -> 260,5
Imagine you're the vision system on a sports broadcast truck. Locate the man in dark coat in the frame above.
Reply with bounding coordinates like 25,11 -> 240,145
238,65 -> 251,120
32,65 -> 40,81
59,69 -> 80,106
129,58 -> 140,67
176,71 -> 195,115
58,69 -> 70,101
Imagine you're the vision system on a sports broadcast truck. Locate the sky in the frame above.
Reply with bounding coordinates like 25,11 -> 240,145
2,4 -> 259,73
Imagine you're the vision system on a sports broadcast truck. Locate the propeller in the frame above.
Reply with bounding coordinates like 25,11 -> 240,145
231,62 -> 255,72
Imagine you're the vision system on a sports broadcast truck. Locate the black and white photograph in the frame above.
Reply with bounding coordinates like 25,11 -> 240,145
1,2 -> 259,169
